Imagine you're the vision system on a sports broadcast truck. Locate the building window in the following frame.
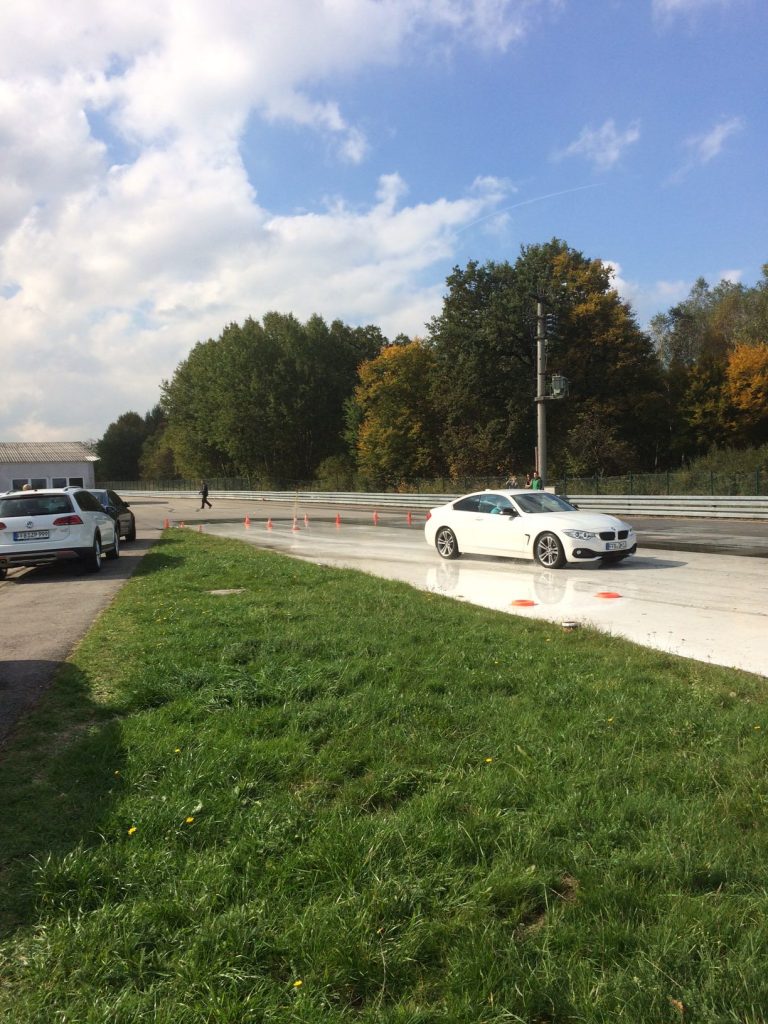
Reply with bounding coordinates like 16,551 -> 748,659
69,477 -> 84,487
31,478 -> 48,489
52,477 -> 67,487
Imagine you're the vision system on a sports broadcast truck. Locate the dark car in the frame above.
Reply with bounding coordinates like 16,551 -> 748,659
89,489 -> 137,542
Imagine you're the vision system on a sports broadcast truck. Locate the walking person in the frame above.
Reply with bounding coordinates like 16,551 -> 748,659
199,479 -> 212,510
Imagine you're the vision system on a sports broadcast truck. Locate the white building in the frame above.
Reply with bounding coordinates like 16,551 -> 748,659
0,442 -> 99,492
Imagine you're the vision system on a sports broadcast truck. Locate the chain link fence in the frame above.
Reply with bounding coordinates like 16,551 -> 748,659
100,468 -> 766,497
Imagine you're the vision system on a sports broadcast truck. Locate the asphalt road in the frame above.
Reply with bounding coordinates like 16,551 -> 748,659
1,495 -> 766,748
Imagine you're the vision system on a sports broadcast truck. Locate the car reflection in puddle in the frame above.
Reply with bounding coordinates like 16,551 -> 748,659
426,558 -> 607,620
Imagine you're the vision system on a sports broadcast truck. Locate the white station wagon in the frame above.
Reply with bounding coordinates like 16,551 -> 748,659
0,486 -> 120,579
425,489 -> 637,569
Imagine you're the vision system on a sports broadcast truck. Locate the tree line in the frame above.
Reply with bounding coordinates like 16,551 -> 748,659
96,239 -> 768,486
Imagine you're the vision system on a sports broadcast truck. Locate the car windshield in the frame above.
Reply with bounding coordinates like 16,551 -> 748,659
512,493 -> 577,514
0,495 -> 74,516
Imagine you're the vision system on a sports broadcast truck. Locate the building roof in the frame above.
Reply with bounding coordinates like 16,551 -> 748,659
0,441 -> 99,464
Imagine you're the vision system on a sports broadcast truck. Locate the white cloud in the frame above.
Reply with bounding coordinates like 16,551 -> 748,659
653,0 -> 739,19
687,116 -> 744,163
668,115 -> 744,182
603,261 -> 689,326
0,164 -> 510,438
555,119 -> 641,171
0,0 -> 546,440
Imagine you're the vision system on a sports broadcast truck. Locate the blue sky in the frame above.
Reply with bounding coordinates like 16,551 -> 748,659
0,0 -> 765,441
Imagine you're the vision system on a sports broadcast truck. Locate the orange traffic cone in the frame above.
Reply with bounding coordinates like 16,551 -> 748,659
266,518 -> 273,530
197,524 -> 203,533
304,513 -> 309,527
179,521 -> 185,529
373,510 -> 379,526
292,516 -> 300,532
335,512 -> 341,528
163,518 -> 170,529
244,515 -> 251,528
406,511 -> 412,527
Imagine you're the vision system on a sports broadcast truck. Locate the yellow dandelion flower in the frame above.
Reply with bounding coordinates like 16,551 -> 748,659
185,816 -> 195,824
293,979 -> 303,988
127,826 -> 137,836
174,748 -> 181,753
484,757 -> 493,763
114,770 -> 120,776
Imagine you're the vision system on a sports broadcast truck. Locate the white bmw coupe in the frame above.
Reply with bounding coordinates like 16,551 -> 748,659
424,489 -> 637,569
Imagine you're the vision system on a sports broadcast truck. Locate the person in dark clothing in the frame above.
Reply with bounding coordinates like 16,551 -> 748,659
199,480 -> 212,509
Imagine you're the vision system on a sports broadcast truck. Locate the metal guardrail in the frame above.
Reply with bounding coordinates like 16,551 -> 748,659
121,489 -> 768,520
566,494 -> 768,520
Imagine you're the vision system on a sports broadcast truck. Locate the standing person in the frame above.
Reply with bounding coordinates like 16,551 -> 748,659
530,471 -> 543,490
199,479 -> 212,510
504,470 -> 519,488
524,473 -> 532,488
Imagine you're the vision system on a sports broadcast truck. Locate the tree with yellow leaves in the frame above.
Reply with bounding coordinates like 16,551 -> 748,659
725,342 -> 768,444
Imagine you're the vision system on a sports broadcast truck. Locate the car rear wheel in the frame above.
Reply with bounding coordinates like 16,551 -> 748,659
126,518 -> 136,542
0,567 -> 7,581
435,526 -> 460,560
106,530 -> 120,560
86,535 -> 103,572
535,531 -> 566,569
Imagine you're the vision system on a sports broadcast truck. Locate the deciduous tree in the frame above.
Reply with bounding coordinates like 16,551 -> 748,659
353,340 -> 442,486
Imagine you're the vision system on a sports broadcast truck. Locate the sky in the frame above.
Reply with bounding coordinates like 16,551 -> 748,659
0,0 -> 765,442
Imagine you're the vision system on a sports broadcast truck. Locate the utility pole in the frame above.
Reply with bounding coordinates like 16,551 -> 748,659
535,297 -> 547,486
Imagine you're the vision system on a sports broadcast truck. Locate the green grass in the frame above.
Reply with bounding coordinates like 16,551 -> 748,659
1,531 -> 767,1023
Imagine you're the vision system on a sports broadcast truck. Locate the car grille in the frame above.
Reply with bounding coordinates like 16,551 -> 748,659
599,529 -> 630,541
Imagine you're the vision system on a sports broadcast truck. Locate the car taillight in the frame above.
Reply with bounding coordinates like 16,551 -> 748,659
425,510 -> 431,521
53,515 -> 83,526
0,522 -> 6,531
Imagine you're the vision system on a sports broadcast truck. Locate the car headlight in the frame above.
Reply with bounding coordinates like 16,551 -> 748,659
563,529 -> 596,540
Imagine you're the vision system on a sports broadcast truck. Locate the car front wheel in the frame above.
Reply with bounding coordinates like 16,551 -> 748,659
534,532 -> 566,569
0,567 -> 7,581
435,526 -> 460,560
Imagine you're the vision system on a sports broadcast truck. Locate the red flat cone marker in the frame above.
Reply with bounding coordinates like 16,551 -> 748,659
511,599 -> 536,607
595,591 -> 622,599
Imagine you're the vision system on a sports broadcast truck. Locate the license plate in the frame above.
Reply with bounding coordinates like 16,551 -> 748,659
606,540 -> 626,551
14,530 -> 50,541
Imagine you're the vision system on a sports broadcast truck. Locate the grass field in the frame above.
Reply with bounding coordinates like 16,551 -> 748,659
1,530 -> 767,1023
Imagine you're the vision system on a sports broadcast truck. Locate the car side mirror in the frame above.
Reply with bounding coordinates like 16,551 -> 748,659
123,502 -> 130,508
106,505 -> 118,519
501,508 -> 517,517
